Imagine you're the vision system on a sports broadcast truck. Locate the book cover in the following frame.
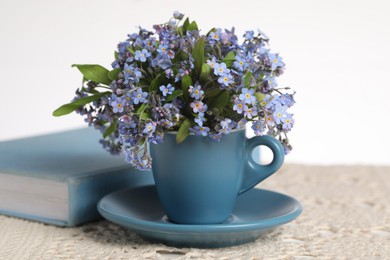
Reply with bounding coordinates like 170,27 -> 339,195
0,128 -> 153,226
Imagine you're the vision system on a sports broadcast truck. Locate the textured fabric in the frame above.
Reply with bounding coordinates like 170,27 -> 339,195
0,164 -> 389,259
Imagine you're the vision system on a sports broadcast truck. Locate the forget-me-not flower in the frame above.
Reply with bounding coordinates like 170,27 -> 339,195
159,84 -> 174,97
132,88 -> 148,104
189,84 -> 204,100
268,53 -> 284,70
239,88 -> 256,104
218,74 -> 233,87
110,96 -> 126,113
135,49 -> 151,62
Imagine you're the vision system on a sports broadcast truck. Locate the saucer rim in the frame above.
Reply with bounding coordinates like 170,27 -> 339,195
97,186 -> 303,234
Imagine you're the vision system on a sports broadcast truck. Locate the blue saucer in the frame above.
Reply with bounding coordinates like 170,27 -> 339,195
98,185 -> 302,248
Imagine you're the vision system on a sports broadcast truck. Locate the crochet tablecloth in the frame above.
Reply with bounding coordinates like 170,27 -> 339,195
1,164 -> 389,259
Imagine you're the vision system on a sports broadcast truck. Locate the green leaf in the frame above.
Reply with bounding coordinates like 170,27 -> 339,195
107,68 -> 122,81
221,51 -> 235,67
136,103 -> 147,114
72,64 -> 111,85
181,75 -> 193,101
165,89 -> 183,102
255,92 -> 266,103
187,21 -> 198,31
206,28 -> 216,36
103,120 -> 117,138
177,26 -> 184,37
200,63 -> 211,82
52,91 -> 110,116
150,73 -> 164,92
210,90 -> 229,111
176,118 -> 191,144
192,37 -> 205,75
244,71 -> 253,87
205,88 -> 222,98
181,75 -> 193,89
182,18 -> 190,31
140,112 -> 150,120
114,51 -> 119,60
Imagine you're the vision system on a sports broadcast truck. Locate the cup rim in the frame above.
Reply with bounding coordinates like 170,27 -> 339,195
165,126 -> 246,135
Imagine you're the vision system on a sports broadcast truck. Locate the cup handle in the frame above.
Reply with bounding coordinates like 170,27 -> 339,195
239,135 -> 285,194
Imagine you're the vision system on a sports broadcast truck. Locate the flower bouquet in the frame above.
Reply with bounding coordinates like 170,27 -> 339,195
53,11 -> 295,170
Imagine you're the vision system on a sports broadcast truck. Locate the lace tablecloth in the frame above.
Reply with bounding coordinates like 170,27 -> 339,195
1,164 -> 389,259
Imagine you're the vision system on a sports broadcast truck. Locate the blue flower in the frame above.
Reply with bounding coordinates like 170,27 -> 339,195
268,53 -> 284,70
244,30 -> 254,40
152,53 -> 172,70
165,69 -> 174,78
207,57 -> 218,70
144,37 -> 156,51
273,105 -> 286,124
194,112 -> 206,126
233,55 -> 247,72
190,100 -> 207,113
143,122 -> 156,135
123,63 -> 142,84
244,106 -> 258,119
220,118 -> 234,134
209,31 -> 220,41
239,88 -> 256,104
278,93 -> 295,108
209,133 -> 222,142
132,88 -> 148,104
110,95 -> 126,113
134,49 -> 151,62
233,99 -> 247,114
218,74 -> 233,87
214,62 -> 230,76
265,76 -> 278,90
190,126 -> 210,136
189,84 -> 204,100
159,83 -> 174,96
157,44 -> 169,54
252,120 -> 265,135
282,114 -> 294,131
208,29 -> 221,45
237,118 -> 247,129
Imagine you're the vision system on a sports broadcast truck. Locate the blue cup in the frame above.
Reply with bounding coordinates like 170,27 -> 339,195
150,128 -> 284,224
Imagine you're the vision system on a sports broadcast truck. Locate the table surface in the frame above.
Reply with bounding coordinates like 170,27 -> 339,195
1,164 -> 389,259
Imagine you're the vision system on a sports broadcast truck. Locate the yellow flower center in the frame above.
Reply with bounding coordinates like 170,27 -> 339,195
195,90 -> 199,94
239,61 -> 243,65
126,69 -> 131,74
245,94 -> 250,98
223,77 -> 229,82
117,104 -> 122,108
273,59 -> 278,63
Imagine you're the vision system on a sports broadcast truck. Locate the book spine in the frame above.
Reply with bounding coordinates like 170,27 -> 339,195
66,167 -> 153,226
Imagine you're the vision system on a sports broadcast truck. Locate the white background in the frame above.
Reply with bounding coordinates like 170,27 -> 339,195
1,0 -> 389,165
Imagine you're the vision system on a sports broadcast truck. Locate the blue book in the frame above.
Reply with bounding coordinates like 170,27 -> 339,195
0,128 -> 153,226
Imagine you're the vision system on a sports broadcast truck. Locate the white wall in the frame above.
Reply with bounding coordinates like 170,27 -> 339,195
0,0 -> 389,165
